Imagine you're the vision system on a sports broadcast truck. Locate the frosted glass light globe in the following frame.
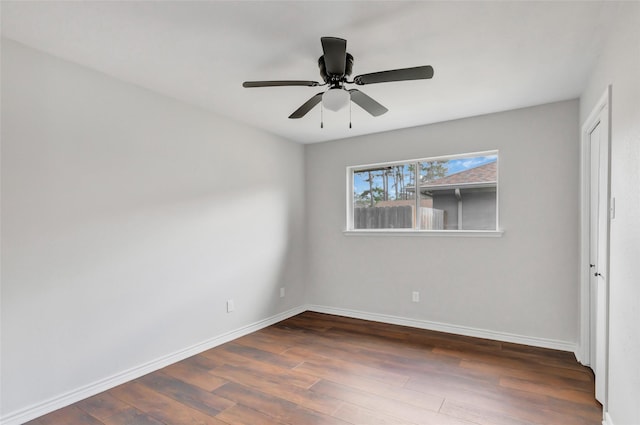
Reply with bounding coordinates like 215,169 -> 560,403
322,88 -> 350,112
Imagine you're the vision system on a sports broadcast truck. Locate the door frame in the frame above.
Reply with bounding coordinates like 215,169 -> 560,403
579,85 -> 612,404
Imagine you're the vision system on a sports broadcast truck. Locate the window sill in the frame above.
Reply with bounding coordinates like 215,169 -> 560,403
343,229 -> 504,237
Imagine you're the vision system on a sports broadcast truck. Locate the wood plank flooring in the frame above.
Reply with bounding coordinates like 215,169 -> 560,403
26,312 -> 602,425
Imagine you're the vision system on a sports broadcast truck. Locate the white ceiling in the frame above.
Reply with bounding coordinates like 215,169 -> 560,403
1,1 -> 619,144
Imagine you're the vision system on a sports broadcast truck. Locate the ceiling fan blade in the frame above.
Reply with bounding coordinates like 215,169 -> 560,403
289,92 -> 324,119
353,65 -> 434,85
321,37 -> 347,76
349,89 -> 388,117
243,80 -> 320,88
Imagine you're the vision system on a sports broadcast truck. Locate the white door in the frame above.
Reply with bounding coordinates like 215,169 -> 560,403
588,108 -> 609,405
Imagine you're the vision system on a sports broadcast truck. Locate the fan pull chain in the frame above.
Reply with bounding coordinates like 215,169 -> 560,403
349,101 -> 352,129
320,104 -> 324,129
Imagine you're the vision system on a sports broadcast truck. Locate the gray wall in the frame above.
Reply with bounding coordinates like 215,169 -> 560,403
580,3 -> 640,424
1,40 -> 306,416
461,190 -> 497,230
432,189 -> 497,230
433,193 -> 460,229
305,100 -> 580,344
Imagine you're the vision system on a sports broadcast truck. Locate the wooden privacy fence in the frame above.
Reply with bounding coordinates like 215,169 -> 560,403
354,206 -> 444,229
419,207 -> 444,230
354,205 -> 412,229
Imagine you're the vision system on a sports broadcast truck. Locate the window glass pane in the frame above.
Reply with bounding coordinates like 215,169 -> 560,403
353,164 -> 415,229
349,151 -> 499,232
418,154 -> 497,230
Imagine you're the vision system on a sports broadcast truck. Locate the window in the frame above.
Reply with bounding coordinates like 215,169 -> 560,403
348,151 -> 498,232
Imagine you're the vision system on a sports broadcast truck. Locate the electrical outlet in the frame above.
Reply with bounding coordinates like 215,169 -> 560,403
412,291 -> 420,302
226,299 -> 235,313
280,287 -> 285,298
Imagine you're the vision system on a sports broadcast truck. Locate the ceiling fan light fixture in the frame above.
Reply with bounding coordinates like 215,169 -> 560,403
322,88 -> 350,112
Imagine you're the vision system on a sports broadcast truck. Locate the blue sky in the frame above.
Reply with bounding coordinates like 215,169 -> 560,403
445,154 -> 497,175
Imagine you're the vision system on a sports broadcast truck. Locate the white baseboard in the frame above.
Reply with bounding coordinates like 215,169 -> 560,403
0,305 -> 306,425
574,343 -> 588,366
602,411 -> 614,425
307,304 -> 578,353
1,304 -> 580,425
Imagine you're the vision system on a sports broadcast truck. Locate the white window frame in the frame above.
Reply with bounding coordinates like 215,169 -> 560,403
345,150 -> 503,237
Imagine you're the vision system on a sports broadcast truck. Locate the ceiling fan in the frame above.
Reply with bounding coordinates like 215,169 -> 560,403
243,37 -> 434,120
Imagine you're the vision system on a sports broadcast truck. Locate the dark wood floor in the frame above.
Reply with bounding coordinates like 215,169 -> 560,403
27,312 -> 602,425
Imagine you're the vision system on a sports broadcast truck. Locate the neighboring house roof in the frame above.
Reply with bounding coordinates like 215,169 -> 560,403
420,160 -> 497,190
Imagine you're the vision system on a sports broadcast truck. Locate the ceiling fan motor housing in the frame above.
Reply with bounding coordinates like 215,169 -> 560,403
318,53 -> 353,86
